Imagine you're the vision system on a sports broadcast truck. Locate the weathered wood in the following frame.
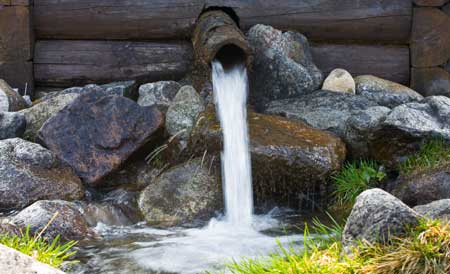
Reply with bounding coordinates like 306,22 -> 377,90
34,0 -> 412,42
34,40 -> 194,87
414,0 -> 449,6
34,40 -> 411,88
311,44 -> 410,85
411,8 -> 450,67
443,3 -> 450,16
411,67 -> 450,97
0,61 -> 33,92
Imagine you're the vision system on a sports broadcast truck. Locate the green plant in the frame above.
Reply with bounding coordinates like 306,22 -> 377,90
400,138 -> 450,175
332,160 -> 385,206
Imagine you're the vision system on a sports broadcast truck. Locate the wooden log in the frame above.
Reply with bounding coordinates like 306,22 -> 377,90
34,40 -> 194,87
414,0 -> 449,6
34,40 -> 411,88
0,61 -> 33,92
34,0 -> 412,43
311,44 -> 410,85
411,67 -> 450,97
411,8 -> 450,67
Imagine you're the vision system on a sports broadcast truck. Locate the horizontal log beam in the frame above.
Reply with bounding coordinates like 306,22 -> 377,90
311,44 -> 410,85
34,0 -> 412,43
34,40 -> 411,88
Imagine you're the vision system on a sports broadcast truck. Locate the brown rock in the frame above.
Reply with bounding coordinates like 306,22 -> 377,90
414,0 -> 449,6
0,79 -> 27,112
38,89 -> 163,185
190,106 -> 346,209
411,8 -> 450,67
411,67 -> 450,97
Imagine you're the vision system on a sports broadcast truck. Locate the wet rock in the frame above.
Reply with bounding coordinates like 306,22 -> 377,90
166,85 -> 204,140
247,24 -> 322,108
190,107 -> 346,209
101,80 -> 137,99
39,89 -> 163,185
0,138 -> 84,210
411,67 -> 450,97
12,200 -> 89,241
0,112 -> 26,140
265,90 -> 380,158
414,199 -> 450,220
138,158 -> 222,227
0,79 -> 27,112
390,168 -> 450,207
137,81 -> 181,113
343,188 -> 420,245
20,93 -> 80,141
322,69 -> 355,94
0,244 -> 64,274
355,75 -> 423,108
369,96 -> 450,167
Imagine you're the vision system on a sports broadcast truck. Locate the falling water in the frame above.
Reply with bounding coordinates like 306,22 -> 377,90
212,60 -> 253,226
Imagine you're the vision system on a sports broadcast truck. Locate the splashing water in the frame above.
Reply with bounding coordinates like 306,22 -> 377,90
212,60 -> 253,226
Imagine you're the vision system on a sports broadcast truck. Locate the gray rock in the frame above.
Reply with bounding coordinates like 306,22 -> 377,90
355,75 -> 423,108
369,96 -> 450,166
101,80 -> 137,99
265,90 -> 381,158
391,169 -> 450,206
414,199 -> 450,220
137,81 -> 181,113
322,69 -> 355,94
343,188 -> 420,245
20,93 -> 80,141
12,200 -> 89,241
0,244 -> 64,274
0,112 -> 26,140
138,158 -> 222,227
0,80 -> 27,112
247,24 -> 322,108
0,138 -> 84,210
166,85 -> 204,139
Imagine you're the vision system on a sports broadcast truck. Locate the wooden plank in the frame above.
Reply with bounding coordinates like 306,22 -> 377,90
0,5 -> 32,62
311,44 -> 410,85
34,0 -> 412,42
34,40 -> 411,88
34,40 -> 193,87
0,61 -> 33,93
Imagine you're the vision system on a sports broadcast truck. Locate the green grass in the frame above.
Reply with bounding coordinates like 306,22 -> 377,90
400,138 -> 450,175
0,226 -> 78,269
332,160 -> 385,206
225,218 -> 450,274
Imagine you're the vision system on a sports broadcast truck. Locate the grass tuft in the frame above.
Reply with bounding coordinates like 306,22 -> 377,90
332,160 -> 385,206
0,226 -> 78,269
399,138 -> 450,175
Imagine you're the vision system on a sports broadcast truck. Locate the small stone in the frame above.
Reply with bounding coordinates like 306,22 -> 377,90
137,81 -> 181,113
322,69 -> 355,94
355,75 -> 423,108
0,79 -> 27,112
414,199 -> 450,220
0,112 -> 26,140
138,158 -> 222,227
166,85 -> 204,139
12,200 -> 90,241
343,188 -> 420,245
101,80 -> 137,99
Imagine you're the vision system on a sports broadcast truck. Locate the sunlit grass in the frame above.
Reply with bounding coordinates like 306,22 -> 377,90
400,138 -> 450,175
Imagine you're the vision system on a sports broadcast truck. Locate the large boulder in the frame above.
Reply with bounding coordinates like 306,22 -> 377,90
137,81 -> 181,114
0,244 -> 64,274
0,80 -> 27,112
414,199 -> 450,220
390,167 -> 450,207
20,93 -> 80,141
38,89 -> 163,185
322,68 -> 355,94
166,85 -> 204,140
265,90 -> 383,158
369,96 -> 450,167
0,112 -> 26,140
355,75 -> 423,108
190,107 -> 346,209
247,24 -> 322,108
12,200 -> 90,241
138,158 -> 222,227
0,138 -> 84,210
343,188 -> 420,245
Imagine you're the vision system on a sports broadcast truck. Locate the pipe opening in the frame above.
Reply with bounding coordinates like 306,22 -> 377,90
215,44 -> 247,71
